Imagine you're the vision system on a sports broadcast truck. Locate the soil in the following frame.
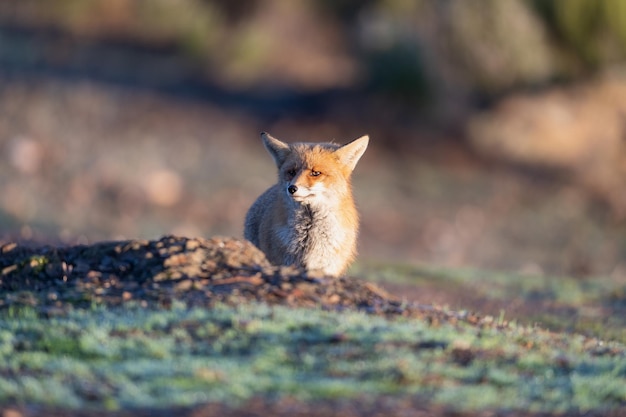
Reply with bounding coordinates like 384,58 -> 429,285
0,235 -> 484,325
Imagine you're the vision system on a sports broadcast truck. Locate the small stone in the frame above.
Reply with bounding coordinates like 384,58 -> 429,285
164,254 -> 188,267
175,280 -> 193,291
2,243 -> 17,253
169,245 -> 183,253
327,294 -> 341,304
185,240 -> 201,251
2,265 -> 17,275
86,270 -> 101,280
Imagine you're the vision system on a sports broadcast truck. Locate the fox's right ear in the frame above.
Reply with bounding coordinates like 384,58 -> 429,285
261,132 -> 290,167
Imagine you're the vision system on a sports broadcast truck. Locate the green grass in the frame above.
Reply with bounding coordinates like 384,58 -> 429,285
1,301 -> 625,412
354,261 -> 626,344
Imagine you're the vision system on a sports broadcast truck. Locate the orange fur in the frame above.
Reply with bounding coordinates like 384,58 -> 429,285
244,132 -> 369,276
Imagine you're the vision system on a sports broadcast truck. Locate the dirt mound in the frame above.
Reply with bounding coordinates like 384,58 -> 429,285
0,235 -> 465,322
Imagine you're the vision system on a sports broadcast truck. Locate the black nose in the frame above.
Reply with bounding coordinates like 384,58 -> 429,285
288,185 -> 298,194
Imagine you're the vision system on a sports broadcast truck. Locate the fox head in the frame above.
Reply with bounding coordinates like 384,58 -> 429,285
261,132 -> 369,206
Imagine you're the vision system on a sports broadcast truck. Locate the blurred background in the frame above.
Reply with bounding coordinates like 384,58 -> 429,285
1,0 -> 626,279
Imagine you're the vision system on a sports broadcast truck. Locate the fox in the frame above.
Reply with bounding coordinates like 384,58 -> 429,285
244,132 -> 369,276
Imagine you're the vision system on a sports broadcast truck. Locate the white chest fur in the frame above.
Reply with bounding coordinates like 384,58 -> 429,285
278,204 -> 351,276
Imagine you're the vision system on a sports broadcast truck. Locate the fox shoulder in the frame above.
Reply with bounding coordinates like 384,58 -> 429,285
243,184 -> 280,246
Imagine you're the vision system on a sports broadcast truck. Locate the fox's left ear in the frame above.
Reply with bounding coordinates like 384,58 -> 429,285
335,135 -> 369,172
261,132 -> 291,167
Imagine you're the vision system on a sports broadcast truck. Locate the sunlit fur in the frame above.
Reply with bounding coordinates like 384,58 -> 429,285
244,132 -> 369,276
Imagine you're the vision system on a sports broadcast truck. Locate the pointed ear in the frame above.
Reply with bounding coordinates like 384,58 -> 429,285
261,132 -> 290,167
335,135 -> 369,172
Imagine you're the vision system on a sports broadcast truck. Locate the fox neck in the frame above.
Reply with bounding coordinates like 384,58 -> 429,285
283,195 -> 356,275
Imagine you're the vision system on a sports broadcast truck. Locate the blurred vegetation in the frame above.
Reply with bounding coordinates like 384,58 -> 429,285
530,0 -> 626,68
3,0 -> 626,270
4,0 -> 626,104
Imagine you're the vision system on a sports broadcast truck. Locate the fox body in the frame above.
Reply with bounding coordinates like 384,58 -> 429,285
244,132 -> 369,276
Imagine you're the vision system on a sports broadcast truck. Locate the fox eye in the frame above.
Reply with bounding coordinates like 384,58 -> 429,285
286,168 -> 297,177
310,170 -> 321,177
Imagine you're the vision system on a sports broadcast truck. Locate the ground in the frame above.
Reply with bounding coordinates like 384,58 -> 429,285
1,236 -> 625,417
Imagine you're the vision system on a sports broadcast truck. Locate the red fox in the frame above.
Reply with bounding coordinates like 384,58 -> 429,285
244,132 -> 369,276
